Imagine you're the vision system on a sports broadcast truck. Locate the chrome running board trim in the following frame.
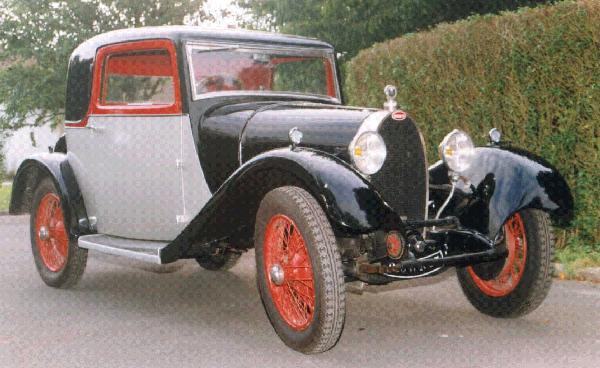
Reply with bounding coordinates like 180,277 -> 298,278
78,234 -> 169,264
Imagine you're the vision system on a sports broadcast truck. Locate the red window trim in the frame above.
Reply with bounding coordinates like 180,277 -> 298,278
66,39 -> 182,128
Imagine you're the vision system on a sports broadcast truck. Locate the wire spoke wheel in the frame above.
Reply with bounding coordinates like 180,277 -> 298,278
255,186 -> 345,354
263,214 -> 316,331
468,213 -> 528,297
35,193 -> 69,272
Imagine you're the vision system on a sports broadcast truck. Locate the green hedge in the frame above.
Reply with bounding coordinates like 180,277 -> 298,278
345,0 -> 600,251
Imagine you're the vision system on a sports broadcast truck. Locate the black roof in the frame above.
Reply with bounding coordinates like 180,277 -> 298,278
65,26 -> 335,122
72,26 -> 334,61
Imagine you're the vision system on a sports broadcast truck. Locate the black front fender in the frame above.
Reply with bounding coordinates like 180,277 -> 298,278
10,153 -> 91,239
430,146 -> 573,238
168,147 -> 398,259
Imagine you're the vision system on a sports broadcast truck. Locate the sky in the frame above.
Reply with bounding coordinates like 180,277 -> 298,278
193,0 -> 252,28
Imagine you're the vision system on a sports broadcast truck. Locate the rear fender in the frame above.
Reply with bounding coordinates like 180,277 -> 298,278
167,147 -> 399,260
429,146 -> 573,238
10,153 -> 91,239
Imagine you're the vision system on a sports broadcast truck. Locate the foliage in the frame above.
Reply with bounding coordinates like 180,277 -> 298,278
0,184 -> 10,212
273,59 -> 329,96
0,0 -> 208,130
345,0 -> 600,251
556,247 -> 600,278
238,0 -> 553,61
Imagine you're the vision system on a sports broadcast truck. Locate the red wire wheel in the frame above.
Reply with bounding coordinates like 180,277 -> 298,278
34,193 -> 69,272
468,213 -> 528,297
263,214 -> 316,331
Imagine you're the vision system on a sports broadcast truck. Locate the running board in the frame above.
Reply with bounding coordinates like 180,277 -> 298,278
78,234 -> 169,264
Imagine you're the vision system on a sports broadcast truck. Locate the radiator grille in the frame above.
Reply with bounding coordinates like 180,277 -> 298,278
371,117 -> 428,221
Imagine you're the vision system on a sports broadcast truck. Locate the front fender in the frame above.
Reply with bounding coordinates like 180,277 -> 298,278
167,147 -> 398,259
10,153 -> 91,238
430,146 -> 573,238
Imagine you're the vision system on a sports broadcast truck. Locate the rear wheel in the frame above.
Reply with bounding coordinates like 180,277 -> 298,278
30,178 -> 87,288
457,209 -> 554,318
255,186 -> 345,354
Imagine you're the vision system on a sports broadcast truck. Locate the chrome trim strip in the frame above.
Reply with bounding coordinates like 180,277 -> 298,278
417,126 -> 430,222
65,114 -> 184,129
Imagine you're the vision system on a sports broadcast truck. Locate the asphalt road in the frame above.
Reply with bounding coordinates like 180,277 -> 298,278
1,215 -> 599,368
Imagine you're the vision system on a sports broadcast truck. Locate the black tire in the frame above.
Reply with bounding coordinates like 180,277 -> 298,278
255,186 -> 346,354
195,251 -> 241,271
30,178 -> 87,288
457,209 -> 554,318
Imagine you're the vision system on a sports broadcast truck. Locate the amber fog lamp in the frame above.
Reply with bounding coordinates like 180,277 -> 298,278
438,129 -> 475,173
350,132 -> 387,175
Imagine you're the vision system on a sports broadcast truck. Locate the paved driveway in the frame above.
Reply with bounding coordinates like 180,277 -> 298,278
1,215 -> 599,367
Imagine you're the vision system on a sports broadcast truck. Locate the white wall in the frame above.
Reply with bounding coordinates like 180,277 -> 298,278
2,123 -> 60,177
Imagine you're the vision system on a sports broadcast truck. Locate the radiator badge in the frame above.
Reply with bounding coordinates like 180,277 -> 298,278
392,110 -> 407,121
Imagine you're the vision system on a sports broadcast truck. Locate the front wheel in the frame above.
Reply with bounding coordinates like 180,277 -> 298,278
255,186 -> 346,354
457,209 -> 554,318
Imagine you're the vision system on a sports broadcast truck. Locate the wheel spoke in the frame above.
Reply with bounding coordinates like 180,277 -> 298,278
293,279 -> 315,291
287,281 -> 314,302
284,266 -> 313,282
285,285 -> 310,322
282,286 -> 301,320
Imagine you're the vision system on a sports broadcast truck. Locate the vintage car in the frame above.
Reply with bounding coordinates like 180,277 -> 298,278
10,26 -> 573,354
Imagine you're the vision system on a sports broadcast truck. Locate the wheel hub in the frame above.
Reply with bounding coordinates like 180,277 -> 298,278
269,264 -> 285,286
38,226 -> 50,241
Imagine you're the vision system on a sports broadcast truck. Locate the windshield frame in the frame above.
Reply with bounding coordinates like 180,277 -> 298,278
185,41 -> 341,103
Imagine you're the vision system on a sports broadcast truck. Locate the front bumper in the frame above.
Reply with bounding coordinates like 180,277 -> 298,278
346,216 -> 508,283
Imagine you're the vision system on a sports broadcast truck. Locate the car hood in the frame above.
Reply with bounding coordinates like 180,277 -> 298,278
198,100 -> 377,192
240,102 -> 374,162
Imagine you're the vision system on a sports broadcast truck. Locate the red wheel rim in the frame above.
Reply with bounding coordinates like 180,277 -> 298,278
468,213 -> 528,297
263,214 -> 316,331
35,193 -> 69,272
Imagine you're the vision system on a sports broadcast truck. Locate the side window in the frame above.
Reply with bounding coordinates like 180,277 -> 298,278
86,39 -> 182,117
100,50 -> 174,106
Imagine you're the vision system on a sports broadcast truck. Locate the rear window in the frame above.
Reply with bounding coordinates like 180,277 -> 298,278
100,49 -> 175,106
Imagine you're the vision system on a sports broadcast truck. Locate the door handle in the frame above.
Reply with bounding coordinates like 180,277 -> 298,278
86,124 -> 103,132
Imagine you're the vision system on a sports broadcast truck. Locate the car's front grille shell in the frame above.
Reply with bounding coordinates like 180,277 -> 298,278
370,117 -> 428,221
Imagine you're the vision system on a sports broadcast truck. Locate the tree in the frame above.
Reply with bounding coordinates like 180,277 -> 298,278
0,0 -> 208,130
238,0 -> 554,61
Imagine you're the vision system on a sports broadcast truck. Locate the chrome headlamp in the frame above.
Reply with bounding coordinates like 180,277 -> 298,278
350,131 -> 387,175
438,129 -> 475,173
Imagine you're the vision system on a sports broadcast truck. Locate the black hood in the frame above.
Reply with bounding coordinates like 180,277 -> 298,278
241,102 -> 374,162
198,101 -> 374,192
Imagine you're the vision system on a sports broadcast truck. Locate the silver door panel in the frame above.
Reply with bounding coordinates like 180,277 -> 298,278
66,115 -> 211,241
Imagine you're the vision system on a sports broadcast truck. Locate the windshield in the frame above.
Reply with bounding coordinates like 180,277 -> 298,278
187,44 -> 339,100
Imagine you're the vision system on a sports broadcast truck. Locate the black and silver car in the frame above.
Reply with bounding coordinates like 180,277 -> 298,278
10,26 -> 573,354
